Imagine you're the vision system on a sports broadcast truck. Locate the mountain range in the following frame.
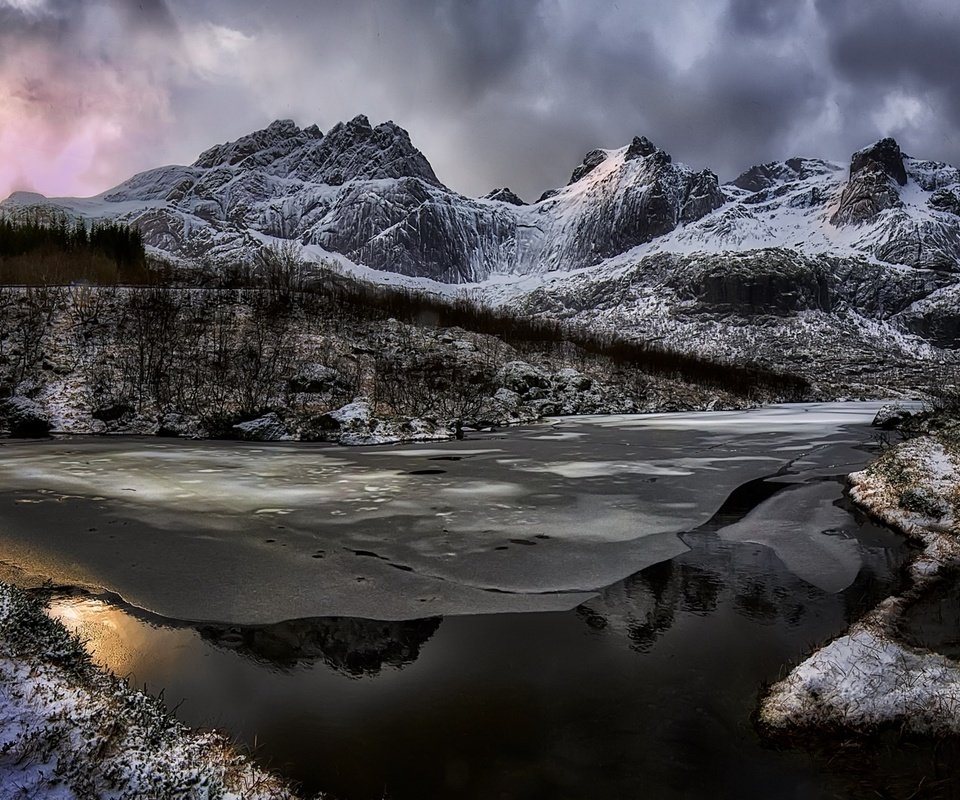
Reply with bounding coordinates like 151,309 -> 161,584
3,115 -> 958,392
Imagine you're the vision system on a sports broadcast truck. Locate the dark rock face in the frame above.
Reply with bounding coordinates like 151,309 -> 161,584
91,403 -> 133,423
663,250 -> 951,319
680,170 -> 725,223
730,158 -> 841,193
897,285 -> 960,348
930,188 -> 960,216
669,251 -> 833,315
830,259 -> 949,317
569,149 -> 609,184
731,162 -> 788,193
830,139 -> 909,227
625,136 -> 659,161
484,187 -> 526,205
900,311 -> 960,348
850,137 -> 908,187
0,397 -> 51,437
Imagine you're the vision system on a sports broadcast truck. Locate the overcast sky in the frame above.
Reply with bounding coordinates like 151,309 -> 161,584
2,0 -> 959,202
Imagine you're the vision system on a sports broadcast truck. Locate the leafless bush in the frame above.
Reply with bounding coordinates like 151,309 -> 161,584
7,286 -> 60,387
254,242 -> 304,308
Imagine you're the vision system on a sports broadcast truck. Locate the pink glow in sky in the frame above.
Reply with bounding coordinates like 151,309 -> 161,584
1,0 -> 958,204
0,3 -> 175,199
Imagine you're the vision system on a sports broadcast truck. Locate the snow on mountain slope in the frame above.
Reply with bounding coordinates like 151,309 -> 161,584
2,119 -> 959,383
0,120 -> 724,282
4,119 -> 958,284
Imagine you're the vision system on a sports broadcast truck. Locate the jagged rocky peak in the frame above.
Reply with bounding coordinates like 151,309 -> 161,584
567,136 -> 672,185
850,137 -> 908,186
290,114 -> 444,187
730,158 -> 841,192
680,168 -> 725,223
568,149 -> 610,184
625,135 -> 662,161
831,137 -> 907,226
484,187 -> 526,205
193,119 -> 322,169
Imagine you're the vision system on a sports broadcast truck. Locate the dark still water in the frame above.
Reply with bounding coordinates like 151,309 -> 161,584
2,403 -> 949,798
50,516 -> 908,799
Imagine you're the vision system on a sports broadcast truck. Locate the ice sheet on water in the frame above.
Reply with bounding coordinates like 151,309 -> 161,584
0,404 -> 884,621
718,482 -> 864,593
560,402 -> 891,433
358,448 -> 503,457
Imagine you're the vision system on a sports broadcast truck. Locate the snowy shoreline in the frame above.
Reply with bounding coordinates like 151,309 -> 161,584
0,583 -> 303,800
760,423 -> 960,735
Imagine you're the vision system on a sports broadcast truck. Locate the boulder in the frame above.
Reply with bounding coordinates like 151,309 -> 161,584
495,361 -> 551,395
288,364 -> 346,394
872,403 -> 913,430
156,412 -> 202,438
232,412 -> 294,441
554,368 -> 593,391
1,396 -> 51,437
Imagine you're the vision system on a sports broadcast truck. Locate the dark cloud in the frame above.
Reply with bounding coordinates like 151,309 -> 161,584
814,0 -> 960,162
726,0 -> 804,36
3,0 -> 960,201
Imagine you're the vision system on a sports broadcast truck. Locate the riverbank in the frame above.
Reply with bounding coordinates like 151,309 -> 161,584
761,414 -> 960,734
0,283 -> 807,447
0,582 -> 303,800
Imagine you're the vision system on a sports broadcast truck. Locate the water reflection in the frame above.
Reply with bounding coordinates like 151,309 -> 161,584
45,512 -> 916,800
897,569 -> 960,660
50,595 -> 442,677
578,518 -> 908,654
197,616 -> 443,675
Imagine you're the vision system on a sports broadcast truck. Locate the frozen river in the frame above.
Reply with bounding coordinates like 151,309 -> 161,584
0,402 -> 943,798
0,402 -> 895,622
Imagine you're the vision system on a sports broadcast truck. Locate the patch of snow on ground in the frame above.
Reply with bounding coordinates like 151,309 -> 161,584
763,620 -> 960,734
760,428 -> 960,734
0,583 -> 300,800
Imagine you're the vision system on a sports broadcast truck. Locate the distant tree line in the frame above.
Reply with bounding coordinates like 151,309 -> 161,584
0,215 -> 150,284
233,257 -> 811,400
0,232 -> 812,406
201,247 -> 810,399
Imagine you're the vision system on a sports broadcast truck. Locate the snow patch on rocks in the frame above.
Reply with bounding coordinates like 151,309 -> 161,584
232,412 -> 295,442
304,400 -> 453,446
872,402 -> 914,430
762,612 -> 960,735
760,430 -> 960,734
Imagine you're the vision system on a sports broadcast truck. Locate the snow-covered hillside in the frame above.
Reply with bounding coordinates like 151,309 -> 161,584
2,118 -> 959,380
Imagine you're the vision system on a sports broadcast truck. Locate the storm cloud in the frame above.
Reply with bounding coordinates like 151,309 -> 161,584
1,0 -> 959,201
